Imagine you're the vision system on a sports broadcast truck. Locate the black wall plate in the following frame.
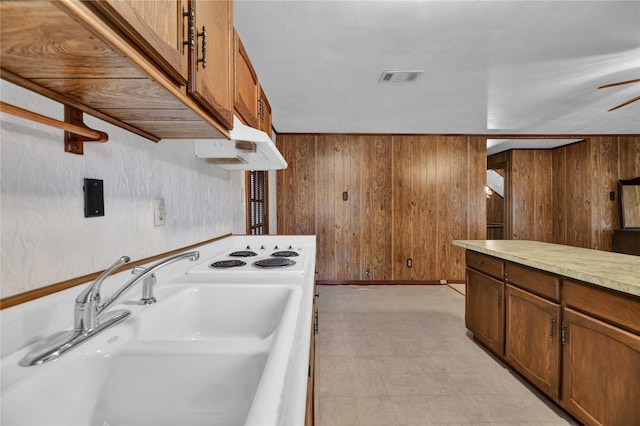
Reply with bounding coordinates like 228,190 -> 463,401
84,178 -> 104,218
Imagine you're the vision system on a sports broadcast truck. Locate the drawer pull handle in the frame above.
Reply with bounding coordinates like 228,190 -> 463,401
183,6 -> 194,51
197,26 -> 207,69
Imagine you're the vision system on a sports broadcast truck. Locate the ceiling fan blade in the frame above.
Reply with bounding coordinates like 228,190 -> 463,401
598,78 -> 640,89
608,95 -> 640,112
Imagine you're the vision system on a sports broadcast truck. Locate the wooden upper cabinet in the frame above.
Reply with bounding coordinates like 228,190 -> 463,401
89,0 -> 234,130
1,0 -> 233,141
189,0 -> 233,130
86,0 -> 189,86
234,30 -> 259,128
258,84 -> 272,135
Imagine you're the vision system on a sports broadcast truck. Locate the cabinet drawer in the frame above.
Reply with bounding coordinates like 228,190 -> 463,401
563,279 -> 640,335
505,262 -> 560,302
466,251 -> 504,279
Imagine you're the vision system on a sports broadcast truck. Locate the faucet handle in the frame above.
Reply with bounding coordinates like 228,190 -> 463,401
132,267 -> 157,305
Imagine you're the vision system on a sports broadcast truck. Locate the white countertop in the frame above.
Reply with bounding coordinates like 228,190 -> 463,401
1,234 -> 317,426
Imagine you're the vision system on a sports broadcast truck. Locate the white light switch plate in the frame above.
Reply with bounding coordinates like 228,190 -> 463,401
154,198 -> 166,226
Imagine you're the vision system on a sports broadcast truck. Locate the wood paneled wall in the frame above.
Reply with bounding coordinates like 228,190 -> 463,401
277,134 -> 486,282
553,136 -> 640,250
489,136 -> 640,251
511,150 -> 554,242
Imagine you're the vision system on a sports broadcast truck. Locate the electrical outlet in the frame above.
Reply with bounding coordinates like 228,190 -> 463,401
154,198 -> 166,226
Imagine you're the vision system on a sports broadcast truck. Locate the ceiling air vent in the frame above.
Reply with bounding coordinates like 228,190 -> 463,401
379,70 -> 423,82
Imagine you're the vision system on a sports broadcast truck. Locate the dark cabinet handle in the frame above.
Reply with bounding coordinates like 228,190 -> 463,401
183,6 -> 194,51
197,26 -> 207,69
314,308 -> 318,335
550,317 -> 556,338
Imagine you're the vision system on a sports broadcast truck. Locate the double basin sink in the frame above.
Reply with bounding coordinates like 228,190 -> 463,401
2,283 -> 302,425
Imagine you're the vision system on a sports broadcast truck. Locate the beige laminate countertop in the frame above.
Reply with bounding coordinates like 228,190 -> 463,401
453,240 -> 640,297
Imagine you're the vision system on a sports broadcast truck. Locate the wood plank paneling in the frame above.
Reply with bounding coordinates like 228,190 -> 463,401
450,136 -> 466,279
415,137 -> 429,280
315,135 -> 336,280
361,136 -> 392,280
391,136 -> 406,279
436,136 -> 452,279
469,137 -> 488,241
426,138 -> 439,277
335,135 -> 349,280
510,150 -> 553,242
590,137 -> 617,250
552,147 -> 567,245
277,134 -> 488,281
550,136 -> 640,251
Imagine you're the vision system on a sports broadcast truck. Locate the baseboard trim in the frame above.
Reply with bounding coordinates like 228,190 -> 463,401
317,279 -> 465,286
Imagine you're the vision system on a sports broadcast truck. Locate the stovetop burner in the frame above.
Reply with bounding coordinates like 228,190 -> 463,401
229,250 -> 258,257
253,258 -> 297,268
271,250 -> 299,257
210,259 -> 247,268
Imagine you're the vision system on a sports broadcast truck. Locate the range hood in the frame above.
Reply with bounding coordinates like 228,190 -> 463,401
194,116 -> 287,170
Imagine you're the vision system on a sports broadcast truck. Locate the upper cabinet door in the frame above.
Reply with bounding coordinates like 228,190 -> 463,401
234,30 -> 259,129
87,0 -> 188,86
189,0 -> 234,130
258,84 -> 272,135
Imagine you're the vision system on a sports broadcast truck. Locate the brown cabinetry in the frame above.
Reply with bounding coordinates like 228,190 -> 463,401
89,0 -> 234,130
188,0 -> 233,129
612,229 -> 640,256
1,0 -> 232,141
561,308 -> 640,426
505,284 -> 561,399
86,0 -> 189,86
464,251 -> 640,426
465,252 -> 505,357
234,30 -> 259,128
305,287 -> 318,426
258,84 -> 272,135
561,279 -> 640,426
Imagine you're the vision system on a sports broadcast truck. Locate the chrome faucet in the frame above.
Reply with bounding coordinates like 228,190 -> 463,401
131,266 -> 157,305
98,251 -> 199,313
74,256 -> 131,333
20,251 -> 199,366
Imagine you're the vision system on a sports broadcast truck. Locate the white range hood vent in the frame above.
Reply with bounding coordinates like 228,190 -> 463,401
194,116 -> 287,170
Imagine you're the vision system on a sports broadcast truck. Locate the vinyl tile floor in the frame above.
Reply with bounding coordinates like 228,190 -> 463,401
314,285 -> 578,426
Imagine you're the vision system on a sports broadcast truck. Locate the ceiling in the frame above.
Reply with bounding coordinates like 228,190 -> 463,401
233,0 -> 640,149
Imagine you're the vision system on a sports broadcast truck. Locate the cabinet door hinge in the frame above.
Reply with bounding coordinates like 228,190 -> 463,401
561,322 -> 568,345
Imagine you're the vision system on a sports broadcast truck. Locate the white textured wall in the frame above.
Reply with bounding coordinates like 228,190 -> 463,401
0,81 -> 246,298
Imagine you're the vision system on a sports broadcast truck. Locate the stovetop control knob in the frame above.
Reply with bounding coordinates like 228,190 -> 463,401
246,245 -> 250,250
260,245 -> 265,250
289,245 -> 293,249
275,245 -> 279,250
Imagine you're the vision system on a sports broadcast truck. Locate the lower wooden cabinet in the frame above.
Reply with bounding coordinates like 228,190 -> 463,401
305,287 -> 317,426
466,268 -> 505,356
465,253 -> 640,426
505,284 -> 561,399
561,308 -> 640,426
